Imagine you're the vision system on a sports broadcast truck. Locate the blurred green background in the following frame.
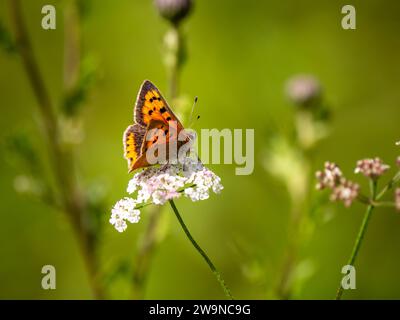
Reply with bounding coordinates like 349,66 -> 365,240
1,0 -> 400,299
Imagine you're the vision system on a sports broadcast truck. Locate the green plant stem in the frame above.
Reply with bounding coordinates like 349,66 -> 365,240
169,200 -> 234,300
376,171 -> 400,200
167,25 -> 181,99
131,186 -> 195,298
276,199 -> 303,299
131,23 -> 184,299
335,180 -> 377,300
372,201 -> 395,207
9,0 -> 104,299
131,206 -> 162,299
64,0 -> 81,92
276,146 -> 315,299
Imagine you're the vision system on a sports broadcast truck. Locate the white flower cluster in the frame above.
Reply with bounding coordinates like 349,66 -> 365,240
315,162 -> 343,190
315,161 -> 359,207
110,158 -> 223,232
109,197 -> 141,232
354,157 -> 390,179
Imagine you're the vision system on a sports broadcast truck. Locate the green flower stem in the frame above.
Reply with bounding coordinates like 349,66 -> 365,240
356,193 -> 371,205
169,200 -> 234,300
276,202 -> 303,299
376,171 -> 400,200
335,180 -> 377,300
9,0 -> 104,299
132,23 -> 185,298
132,206 -> 163,299
372,201 -> 395,207
165,25 -> 183,99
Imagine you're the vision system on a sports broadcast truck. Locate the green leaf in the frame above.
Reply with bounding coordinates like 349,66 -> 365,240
0,20 -> 16,53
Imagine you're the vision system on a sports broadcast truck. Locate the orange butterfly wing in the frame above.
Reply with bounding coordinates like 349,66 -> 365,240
129,119 -> 171,172
124,80 -> 187,173
123,124 -> 146,170
134,80 -> 184,131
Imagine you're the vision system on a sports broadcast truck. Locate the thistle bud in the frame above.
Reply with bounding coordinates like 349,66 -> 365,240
285,74 -> 321,107
154,0 -> 193,25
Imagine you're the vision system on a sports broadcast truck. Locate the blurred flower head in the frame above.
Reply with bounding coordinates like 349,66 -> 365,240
330,178 -> 359,208
354,158 -> 390,179
396,156 -> 400,167
316,162 -> 342,190
13,175 -> 44,196
110,157 -> 223,232
315,162 -> 359,207
285,74 -> 321,107
155,0 -> 193,25
264,136 -> 309,201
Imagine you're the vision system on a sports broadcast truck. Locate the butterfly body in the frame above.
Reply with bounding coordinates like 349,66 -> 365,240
124,80 -> 189,172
